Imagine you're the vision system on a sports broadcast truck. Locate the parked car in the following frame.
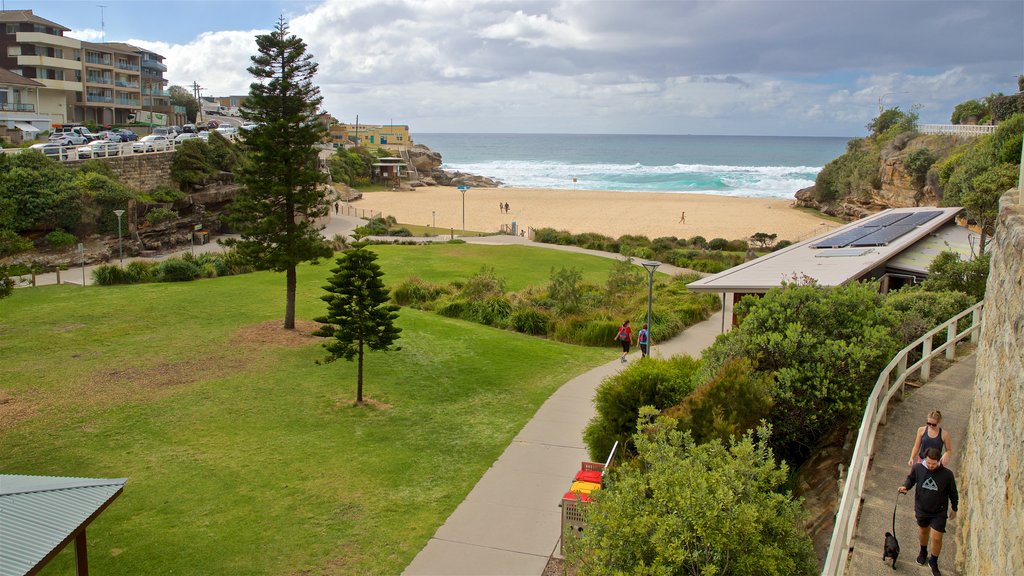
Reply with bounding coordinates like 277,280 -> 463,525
50,124 -> 96,143
181,123 -> 197,133
240,122 -> 259,131
132,134 -> 171,153
152,126 -> 174,137
29,142 -> 69,160
174,132 -> 199,143
215,125 -> 238,137
95,130 -> 123,143
115,129 -> 139,141
205,120 -> 220,129
77,140 -> 122,159
48,132 -> 88,146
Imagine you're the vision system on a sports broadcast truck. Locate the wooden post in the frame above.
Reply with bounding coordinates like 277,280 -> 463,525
74,530 -> 89,576
921,335 -> 933,382
946,323 -> 957,360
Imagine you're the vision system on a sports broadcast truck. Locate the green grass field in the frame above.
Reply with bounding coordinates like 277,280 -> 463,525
0,245 -> 616,575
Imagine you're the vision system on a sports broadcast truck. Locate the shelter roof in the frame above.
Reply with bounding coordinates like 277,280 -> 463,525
687,207 -> 963,293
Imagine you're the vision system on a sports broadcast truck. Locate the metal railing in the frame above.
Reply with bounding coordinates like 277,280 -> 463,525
821,300 -> 985,576
0,102 -> 35,112
918,124 -> 996,136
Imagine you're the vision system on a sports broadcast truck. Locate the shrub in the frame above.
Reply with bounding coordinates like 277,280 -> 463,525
392,276 -> 449,306
921,251 -> 990,301
145,207 -> 178,226
904,148 -> 936,189
885,287 -> 975,345
725,239 -> 749,252
508,307 -> 552,335
773,240 -> 793,251
45,229 -> 76,250
548,266 -> 585,315
664,357 -> 774,444
583,355 -> 702,460
389,227 -> 412,237
125,260 -> 158,282
158,258 -> 200,282
460,266 -> 505,299
92,264 -> 134,285
435,297 -> 467,319
468,296 -> 513,326
707,237 -> 728,251
687,235 -> 707,249
144,185 -> 187,203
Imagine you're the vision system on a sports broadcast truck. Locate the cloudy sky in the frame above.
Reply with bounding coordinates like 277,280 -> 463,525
19,0 -> 1024,136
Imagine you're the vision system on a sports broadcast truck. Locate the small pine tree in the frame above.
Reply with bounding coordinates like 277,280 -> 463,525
225,16 -> 331,329
314,244 -> 402,404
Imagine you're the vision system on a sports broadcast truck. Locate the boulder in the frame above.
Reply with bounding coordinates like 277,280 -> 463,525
407,144 -> 442,173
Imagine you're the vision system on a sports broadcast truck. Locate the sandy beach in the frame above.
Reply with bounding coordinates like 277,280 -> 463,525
350,186 -> 836,242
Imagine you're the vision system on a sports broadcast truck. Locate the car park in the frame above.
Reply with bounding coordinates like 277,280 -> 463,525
29,142 -> 69,160
50,124 -> 95,144
95,130 -> 122,143
152,126 -> 174,137
132,134 -> 171,153
77,140 -> 122,159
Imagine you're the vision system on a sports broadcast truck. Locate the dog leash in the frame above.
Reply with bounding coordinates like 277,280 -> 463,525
892,492 -> 901,535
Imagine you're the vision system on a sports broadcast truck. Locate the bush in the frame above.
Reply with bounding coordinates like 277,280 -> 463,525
392,276 -> 449,306
664,357 -> 773,444
45,229 -> 76,250
583,355 -> 702,460
904,148 -> 936,189
508,307 -> 552,335
389,227 -> 412,237
921,251 -> 990,301
467,296 -> 513,326
687,235 -> 707,249
92,264 -> 135,285
145,207 -> 177,226
707,237 -> 729,251
885,287 -> 975,345
125,260 -> 158,282
158,258 -> 200,282
460,266 -> 505,299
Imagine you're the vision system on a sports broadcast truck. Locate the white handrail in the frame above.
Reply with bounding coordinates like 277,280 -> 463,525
918,124 -> 996,136
820,300 -> 984,576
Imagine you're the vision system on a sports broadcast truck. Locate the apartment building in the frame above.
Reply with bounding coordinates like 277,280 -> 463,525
329,122 -> 412,150
0,9 -> 182,140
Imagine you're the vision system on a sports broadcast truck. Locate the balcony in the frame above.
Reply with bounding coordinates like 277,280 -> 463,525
86,55 -> 113,66
35,78 -> 83,92
15,31 -> 81,49
116,63 -> 140,72
116,97 -> 140,106
0,103 -> 35,112
141,59 -> 167,72
16,54 -> 80,71
86,94 -> 114,103
87,76 -> 113,86
115,81 -> 141,89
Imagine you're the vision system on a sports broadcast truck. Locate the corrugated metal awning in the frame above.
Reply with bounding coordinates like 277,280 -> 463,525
14,122 -> 39,133
0,474 -> 127,576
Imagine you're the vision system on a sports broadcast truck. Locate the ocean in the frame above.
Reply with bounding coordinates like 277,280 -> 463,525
414,133 -> 852,200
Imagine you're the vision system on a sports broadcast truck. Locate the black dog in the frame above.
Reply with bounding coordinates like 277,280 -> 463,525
883,531 -> 900,569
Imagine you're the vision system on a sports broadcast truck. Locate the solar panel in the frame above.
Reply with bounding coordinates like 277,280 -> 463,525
899,210 -> 943,227
862,213 -> 912,228
849,225 -> 917,247
812,227 -> 875,249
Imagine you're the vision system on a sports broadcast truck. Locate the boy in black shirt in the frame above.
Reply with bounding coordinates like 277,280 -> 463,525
899,447 -> 958,576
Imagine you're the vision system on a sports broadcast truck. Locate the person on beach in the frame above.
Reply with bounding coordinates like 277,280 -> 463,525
899,447 -> 958,576
908,410 -> 952,467
614,320 -> 633,363
679,211 -> 686,223
334,202 -> 339,215
505,202 -> 510,213
499,202 -> 504,213
637,323 -> 650,357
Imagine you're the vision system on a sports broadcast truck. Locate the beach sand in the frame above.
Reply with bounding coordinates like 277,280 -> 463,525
350,186 -> 835,242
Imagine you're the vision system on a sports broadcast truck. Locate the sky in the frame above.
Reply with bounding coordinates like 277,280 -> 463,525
14,0 -> 1024,137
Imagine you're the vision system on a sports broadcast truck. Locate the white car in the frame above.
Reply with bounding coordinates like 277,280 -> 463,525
29,142 -> 69,160
77,140 -> 121,159
133,134 -> 171,153
174,132 -> 199,143
48,132 -> 88,146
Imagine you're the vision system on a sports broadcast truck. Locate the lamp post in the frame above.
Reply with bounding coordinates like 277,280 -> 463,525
432,210 -> 435,229
877,91 -> 908,115
457,185 -> 470,234
641,261 -> 660,357
113,209 -> 125,266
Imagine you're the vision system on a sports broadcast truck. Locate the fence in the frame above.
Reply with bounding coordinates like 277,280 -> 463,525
820,300 -> 985,576
918,124 -> 996,136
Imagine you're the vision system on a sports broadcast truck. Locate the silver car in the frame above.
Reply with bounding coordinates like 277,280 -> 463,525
132,134 -> 171,153
77,140 -> 122,159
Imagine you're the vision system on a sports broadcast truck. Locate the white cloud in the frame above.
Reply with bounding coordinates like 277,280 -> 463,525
66,28 -> 104,41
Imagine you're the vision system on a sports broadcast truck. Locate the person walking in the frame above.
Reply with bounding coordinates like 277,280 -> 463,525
614,320 -> 633,363
679,211 -> 686,223
899,447 -> 958,576
499,201 -> 504,213
504,202 -> 510,213
637,323 -> 650,357
908,410 -> 953,467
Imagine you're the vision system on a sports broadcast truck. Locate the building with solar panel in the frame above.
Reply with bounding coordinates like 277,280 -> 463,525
687,207 -> 976,329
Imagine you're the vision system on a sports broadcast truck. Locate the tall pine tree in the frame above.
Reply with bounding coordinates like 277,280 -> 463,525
227,16 -> 331,329
315,244 -> 402,405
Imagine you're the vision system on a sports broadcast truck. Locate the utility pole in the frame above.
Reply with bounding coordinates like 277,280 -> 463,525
98,5 -> 106,42
192,81 -> 204,124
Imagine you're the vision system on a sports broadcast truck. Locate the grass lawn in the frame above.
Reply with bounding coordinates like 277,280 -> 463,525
0,245 -> 613,575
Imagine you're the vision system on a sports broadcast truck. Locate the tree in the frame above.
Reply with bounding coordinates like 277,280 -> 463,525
225,17 -> 332,329
749,232 -> 778,249
314,244 -> 401,404
921,251 -> 991,302
965,163 -> 1015,254
951,99 -> 987,125
0,196 -> 30,299
168,85 -> 200,123
566,410 -> 817,576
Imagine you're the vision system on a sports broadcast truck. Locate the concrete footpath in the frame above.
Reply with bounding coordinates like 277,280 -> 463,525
845,354 -> 975,576
402,308 -> 728,575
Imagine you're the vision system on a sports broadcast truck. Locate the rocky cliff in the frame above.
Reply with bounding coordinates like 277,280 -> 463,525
406,143 -> 501,188
795,134 -> 972,220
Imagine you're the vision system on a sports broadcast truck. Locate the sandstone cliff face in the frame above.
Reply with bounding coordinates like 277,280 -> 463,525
795,134 -> 971,221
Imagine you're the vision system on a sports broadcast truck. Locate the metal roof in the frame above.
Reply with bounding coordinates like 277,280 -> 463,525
687,207 -> 964,293
0,475 -> 127,576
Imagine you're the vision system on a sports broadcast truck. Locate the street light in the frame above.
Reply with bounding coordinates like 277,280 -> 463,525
457,185 -> 470,234
878,91 -> 908,115
113,209 -> 125,266
641,261 -> 660,357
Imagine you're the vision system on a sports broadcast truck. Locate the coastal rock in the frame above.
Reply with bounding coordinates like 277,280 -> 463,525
430,169 -> 501,188
407,144 -> 443,173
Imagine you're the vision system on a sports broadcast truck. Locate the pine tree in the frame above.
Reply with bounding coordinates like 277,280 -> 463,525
314,244 -> 402,405
226,16 -> 331,329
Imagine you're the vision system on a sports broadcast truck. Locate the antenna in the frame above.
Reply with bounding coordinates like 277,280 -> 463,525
98,5 -> 107,41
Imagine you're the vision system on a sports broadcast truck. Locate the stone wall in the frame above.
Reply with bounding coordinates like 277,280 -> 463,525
66,152 -> 175,191
958,188 -> 1024,573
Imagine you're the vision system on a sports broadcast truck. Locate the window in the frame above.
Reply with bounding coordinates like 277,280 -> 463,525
5,24 -> 16,34
7,46 -> 21,57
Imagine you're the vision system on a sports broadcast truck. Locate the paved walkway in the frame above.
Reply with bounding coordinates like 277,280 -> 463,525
846,354 -> 975,576
402,307 -> 728,575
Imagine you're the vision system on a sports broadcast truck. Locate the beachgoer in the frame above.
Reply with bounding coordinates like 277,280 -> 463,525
614,320 -> 633,363
334,202 -> 339,215
638,323 -> 650,357
908,410 -> 952,467
679,211 -> 686,223
505,202 -> 510,213
499,202 -> 504,213
899,447 -> 958,576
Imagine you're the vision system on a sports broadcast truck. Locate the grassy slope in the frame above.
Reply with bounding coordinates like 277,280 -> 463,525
0,245 -> 614,575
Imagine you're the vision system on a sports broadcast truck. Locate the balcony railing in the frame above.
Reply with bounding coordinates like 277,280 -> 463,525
117,98 -> 140,106
86,94 -> 114,103
116,63 -> 140,72
0,103 -> 35,112
86,76 -> 113,85
85,55 -> 112,66
115,81 -> 141,89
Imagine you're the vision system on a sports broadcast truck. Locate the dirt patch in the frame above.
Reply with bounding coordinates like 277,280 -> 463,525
232,319 -> 322,347
0,392 -> 38,433
335,397 -> 393,411
53,323 -> 86,333
543,556 -> 576,576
